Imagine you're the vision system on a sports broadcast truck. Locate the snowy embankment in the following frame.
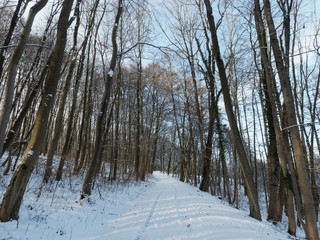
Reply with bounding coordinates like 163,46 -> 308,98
0,171 -> 303,240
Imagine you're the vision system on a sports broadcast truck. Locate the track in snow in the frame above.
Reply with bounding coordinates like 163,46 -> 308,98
134,189 -> 163,240
106,172 -> 297,240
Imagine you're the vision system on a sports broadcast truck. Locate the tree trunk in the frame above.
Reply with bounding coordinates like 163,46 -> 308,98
275,172 -> 285,222
149,113 -> 161,174
203,0 -> 261,221
113,66 -> 121,181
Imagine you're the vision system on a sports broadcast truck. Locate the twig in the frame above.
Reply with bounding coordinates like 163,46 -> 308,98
280,122 -> 320,131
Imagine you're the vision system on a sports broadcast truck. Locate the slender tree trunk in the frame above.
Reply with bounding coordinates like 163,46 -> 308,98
74,43 -> 91,174
307,73 -> 320,220
169,78 -> 184,182
149,114 -> 161,174
178,109 -> 186,182
199,88 -> 214,192
134,64 -> 141,180
203,0 -> 261,221
75,6 -> 103,174
275,172 -> 285,222
113,67 -> 121,181
195,38 -> 216,192
217,115 -> 231,203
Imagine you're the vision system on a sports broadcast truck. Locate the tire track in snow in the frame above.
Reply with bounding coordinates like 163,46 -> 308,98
134,187 -> 163,240
173,184 -> 189,228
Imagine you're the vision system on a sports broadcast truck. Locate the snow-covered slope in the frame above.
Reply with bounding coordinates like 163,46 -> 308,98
0,171 -> 301,239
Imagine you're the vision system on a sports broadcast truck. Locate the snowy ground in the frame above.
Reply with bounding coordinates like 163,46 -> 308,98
0,169 -> 307,240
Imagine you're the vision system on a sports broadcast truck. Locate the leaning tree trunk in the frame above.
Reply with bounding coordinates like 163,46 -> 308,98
81,0 -> 123,199
0,0 -> 74,222
0,0 -> 48,159
203,0 -> 261,221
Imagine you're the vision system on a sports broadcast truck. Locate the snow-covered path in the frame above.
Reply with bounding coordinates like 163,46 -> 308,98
104,172 -> 291,240
0,171 -> 298,240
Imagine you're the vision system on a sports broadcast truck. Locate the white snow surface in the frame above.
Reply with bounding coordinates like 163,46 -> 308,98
0,171 -> 302,240
108,69 -> 114,77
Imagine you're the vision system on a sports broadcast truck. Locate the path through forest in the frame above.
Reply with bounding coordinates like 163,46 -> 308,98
105,172 -> 292,240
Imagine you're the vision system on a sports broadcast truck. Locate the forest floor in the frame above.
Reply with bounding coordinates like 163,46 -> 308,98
0,166 -> 308,240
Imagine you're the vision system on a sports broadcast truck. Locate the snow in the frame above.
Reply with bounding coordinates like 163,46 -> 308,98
27,150 -> 34,156
106,172 -> 297,240
108,69 -> 114,77
0,170 -> 304,240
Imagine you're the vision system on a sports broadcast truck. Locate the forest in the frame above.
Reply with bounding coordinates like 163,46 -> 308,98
0,0 -> 319,239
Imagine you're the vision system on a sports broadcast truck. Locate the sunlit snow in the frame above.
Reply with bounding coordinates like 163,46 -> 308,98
0,170 -> 304,240
108,69 -> 114,77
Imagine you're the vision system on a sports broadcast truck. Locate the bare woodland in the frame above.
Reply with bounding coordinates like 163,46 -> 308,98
0,0 -> 319,239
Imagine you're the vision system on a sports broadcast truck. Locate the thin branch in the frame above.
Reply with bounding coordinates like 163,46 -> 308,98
281,122 -> 320,131
0,44 -> 52,50
120,42 -> 180,58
